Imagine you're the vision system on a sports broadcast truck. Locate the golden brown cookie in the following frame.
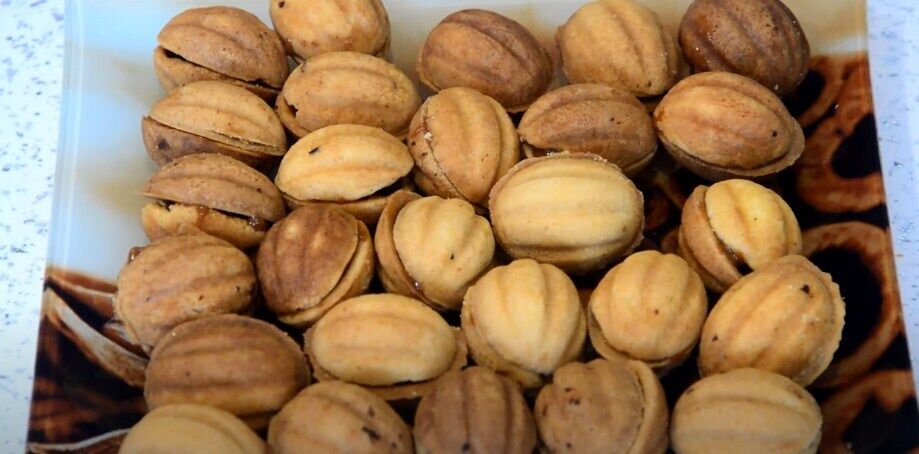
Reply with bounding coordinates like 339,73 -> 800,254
557,0 -> 686,98
416,9 -> 553,112
153,6 -> 288,101
461,259 -> 586,389
414,367 -> 536,454
275,124 -> 414,224
120,404 -> 266,454
277,52 -> 420,138
304,294 -> 467,401
535,359 -> 669,454
269,0 -> 390,61
698,255 -> 845,386
268,381 -> 412,454
408,87 -> 520,207
518,83 -> 657,175
256,205 -> 374,327
654,72 -> 805,181
588,250 -> 707,373
679,0 -> 810,96
145,315 -> 310,429
113,234 -> 255,353
678,179 -> 802,293
141,81 -> 287,169
375,194 -> 494,311
489,153 -> 644,274
671,368 -> 822,454
140,153 -> 286,250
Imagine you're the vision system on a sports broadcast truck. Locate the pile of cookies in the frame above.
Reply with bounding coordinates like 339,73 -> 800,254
117,0 -> 837,452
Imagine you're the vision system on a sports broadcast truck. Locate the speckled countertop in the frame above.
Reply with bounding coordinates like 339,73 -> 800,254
0,0 -> 918,450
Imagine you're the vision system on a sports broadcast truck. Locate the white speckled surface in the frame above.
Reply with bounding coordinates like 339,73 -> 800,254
0,0 -> 917,450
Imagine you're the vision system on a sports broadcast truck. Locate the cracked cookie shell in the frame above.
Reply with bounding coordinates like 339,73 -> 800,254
557,0 -> 686,98
113,234 -> 256,353
408,87 -> 520,207
269,381 -> 412,454
654,71 -> 805,181
145,315 -> 309,429
698,255 -> 845,386
275,124 -> 414,224
679,0 -> 810,96
518,83 -> 657,175
277,52 -> 420,138
257,205 -> 374,327
671,368 -> 822,454
588,250 -> 707,373
678,179 -> 802,293
120,404 -> 266,454
269,0 -> 390,61
375,193 -> 494,311
142,80 -> 288,169
153,6 -> 288,101
489,153 -> 644,274
461,259 -> 586,389
140,153 -> 287,250
535,359 -> 669,454
414,367 -> 536,454
416,9 -> 553,112
304,294 -> 467,401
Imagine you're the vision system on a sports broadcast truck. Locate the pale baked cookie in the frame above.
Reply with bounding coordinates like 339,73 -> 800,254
269,0 -> 390,61
671,368 -> 822,454
120,404 -> 266,454
275,124 -> 414,224
698,255 -> 845,386
678,179 -> 802,292
461,259 -> 586,389
588,250 -> 707,373
535,359 -> 669,454
557,0 -> 686,97
257,205 -> 374,327
489,153 -> 644,274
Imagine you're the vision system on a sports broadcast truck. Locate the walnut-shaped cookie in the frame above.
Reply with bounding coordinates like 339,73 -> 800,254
535,359 -> 669,454
305,294 -> 467,401
489,153 -> 644,274
654,72 -> 805,181
375,193 -> 494,311
671,368 -> 822,454
269,382 -> 412,454
140,153 -> 286,250
699,255 -> 845,386
114,234 -> 255,353
153,6 -> 288,101
145,315 -> 310,429
588,251 -> 707,373
518,84 -> 657,175
461,259 -> 586,389
408,87 -> 519,207
678,179 -> 802,293
679,0 -> 810,96
269,0 -> 390,61
257,205 -> 374,327
142,81 -> 288,169
277,52 -> 420,138
120,404 -> 266,454
416,9 -> 553,112
414,367 -> 536,454
557,0 -> 686,98
275,125 -> 414,224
